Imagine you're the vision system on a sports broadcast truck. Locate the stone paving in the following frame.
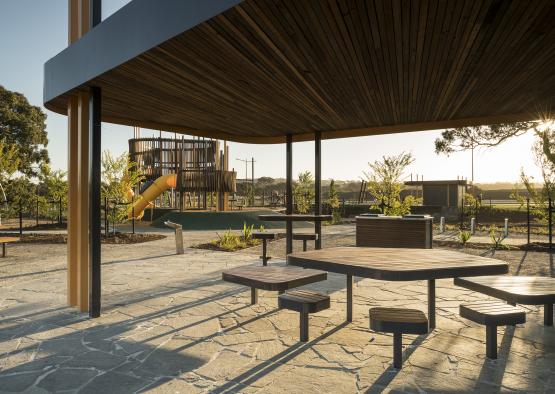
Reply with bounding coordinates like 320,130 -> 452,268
0,225 -> 554,393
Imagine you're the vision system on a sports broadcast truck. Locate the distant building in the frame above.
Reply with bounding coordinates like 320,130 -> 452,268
405,179 -> 468,218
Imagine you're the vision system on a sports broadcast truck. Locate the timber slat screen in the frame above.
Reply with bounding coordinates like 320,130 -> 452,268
356,216 -> 433,248
44,1 -> 555,143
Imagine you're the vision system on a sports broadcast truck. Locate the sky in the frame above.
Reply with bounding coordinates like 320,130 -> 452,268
0,0 -> 543,184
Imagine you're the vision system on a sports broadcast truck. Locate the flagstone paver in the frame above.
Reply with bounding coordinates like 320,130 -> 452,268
0,225 -> 553,393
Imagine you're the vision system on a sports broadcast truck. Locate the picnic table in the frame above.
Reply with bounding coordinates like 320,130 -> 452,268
287,247 -> 508,330
455,276 -> 555,326
0,237 -> 20,257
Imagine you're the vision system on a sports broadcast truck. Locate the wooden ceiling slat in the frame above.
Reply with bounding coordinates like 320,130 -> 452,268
44,0 -> 555,143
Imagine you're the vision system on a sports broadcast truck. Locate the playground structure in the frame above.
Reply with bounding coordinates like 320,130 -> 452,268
128,131 -> 236,217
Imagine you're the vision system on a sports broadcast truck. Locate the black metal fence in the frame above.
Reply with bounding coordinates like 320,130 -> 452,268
102,198 -> 136,235
0,198 -> 65,235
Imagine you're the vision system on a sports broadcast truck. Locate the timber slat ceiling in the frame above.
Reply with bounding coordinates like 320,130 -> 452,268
45,0 -> 555,143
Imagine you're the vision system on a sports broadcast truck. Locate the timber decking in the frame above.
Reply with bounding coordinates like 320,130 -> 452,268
369,307 -> 428,369
278,290 -> 330,342
460,301 -> 526,359
455,276 -> 555,326
0,237 -> 20,258
288,247 -> 508,328
355,216 -> 433,249
222,265 -> 327,304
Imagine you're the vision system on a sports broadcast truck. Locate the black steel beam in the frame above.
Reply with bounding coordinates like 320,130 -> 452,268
286,134 -> 293,255
44,0 -> 243,105
88,85 -> 102,318
314,131 -> 322,249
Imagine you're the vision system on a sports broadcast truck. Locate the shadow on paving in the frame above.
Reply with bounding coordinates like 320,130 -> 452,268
0,287 -> 275,392
210,321 -> 351,393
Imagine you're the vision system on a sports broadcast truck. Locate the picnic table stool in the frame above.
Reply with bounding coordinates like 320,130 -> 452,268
369,307 -> 428,369
292,233 -> 318,251
0,237 -> 20,258
460,301 -> 525,359
278,290 -> 330,342
252,231 -> 278,266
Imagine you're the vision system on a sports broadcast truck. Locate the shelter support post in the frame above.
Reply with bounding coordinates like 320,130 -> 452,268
88,86 -> 101,318
286,134 -> 293,255
67,0 -> 93,314
314,131 -> 322,249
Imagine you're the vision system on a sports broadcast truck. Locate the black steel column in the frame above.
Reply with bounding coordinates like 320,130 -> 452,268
89,86 -> 101,318
314,131 -> 322,249
286,134 -> 293,255
88,0 -> 102,319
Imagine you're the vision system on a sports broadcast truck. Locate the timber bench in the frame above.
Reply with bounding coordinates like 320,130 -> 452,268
222,265 -> 327,305
292,233 -> 318,251
278,290 -> 330,341
369,307 -> 428,369
460,301 -> 526,359
455,276 -> 554,326
0,237 -> 20,258
252,231 -> 279,266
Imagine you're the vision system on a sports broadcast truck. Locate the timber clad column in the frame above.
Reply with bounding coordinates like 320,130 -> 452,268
286,134 -> 293,255
67,0 -> 92,312
314,131 -> 322,249
67,0 -> 79,307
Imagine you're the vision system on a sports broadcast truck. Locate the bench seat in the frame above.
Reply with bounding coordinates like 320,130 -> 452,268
369,307 -> 428,369
292,233 -> 318,251
0,237 -> 20,258
252,231 -> 279,265
279,290 -> 330,341
460,301 -> 526,359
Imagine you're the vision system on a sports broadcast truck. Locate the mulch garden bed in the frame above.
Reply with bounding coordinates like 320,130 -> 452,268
0,232 -> 165,244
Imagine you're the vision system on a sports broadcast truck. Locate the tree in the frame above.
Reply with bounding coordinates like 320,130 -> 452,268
513,137 -> 555,222
101,151 -> 144,223
0,139 -> 20,184
435,119 -> 555,217
37,165 -> 68,221
434,123 -> 534,154
364,152 -> 420,216
327,179 -> 341,224
0,85 -> 49,177
293,171 -> 314,214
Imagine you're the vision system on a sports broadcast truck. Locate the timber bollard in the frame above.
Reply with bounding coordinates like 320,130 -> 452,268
504,218 -> 509,237
164,221 -> 184,254
470,217 -> 476,234
439,217 -> 445,233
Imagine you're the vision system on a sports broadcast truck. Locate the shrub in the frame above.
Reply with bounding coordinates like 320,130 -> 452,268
459,230 -> 472,246
490,226 -> 509,250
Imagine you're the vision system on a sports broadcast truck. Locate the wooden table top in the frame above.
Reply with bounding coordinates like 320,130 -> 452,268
287,247 -> 508,281
0,237 -> 20,243
455,276 -> 555,304
222,265 -> 327,291
258,214 -> 332,222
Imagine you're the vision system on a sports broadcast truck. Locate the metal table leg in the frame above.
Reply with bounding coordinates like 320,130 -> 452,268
428,279 -> 436,330
347,274 -> 353,322
545,304 -> 553,326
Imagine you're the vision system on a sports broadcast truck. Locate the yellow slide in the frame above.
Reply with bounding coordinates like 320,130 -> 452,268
129,174 -> 177,219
